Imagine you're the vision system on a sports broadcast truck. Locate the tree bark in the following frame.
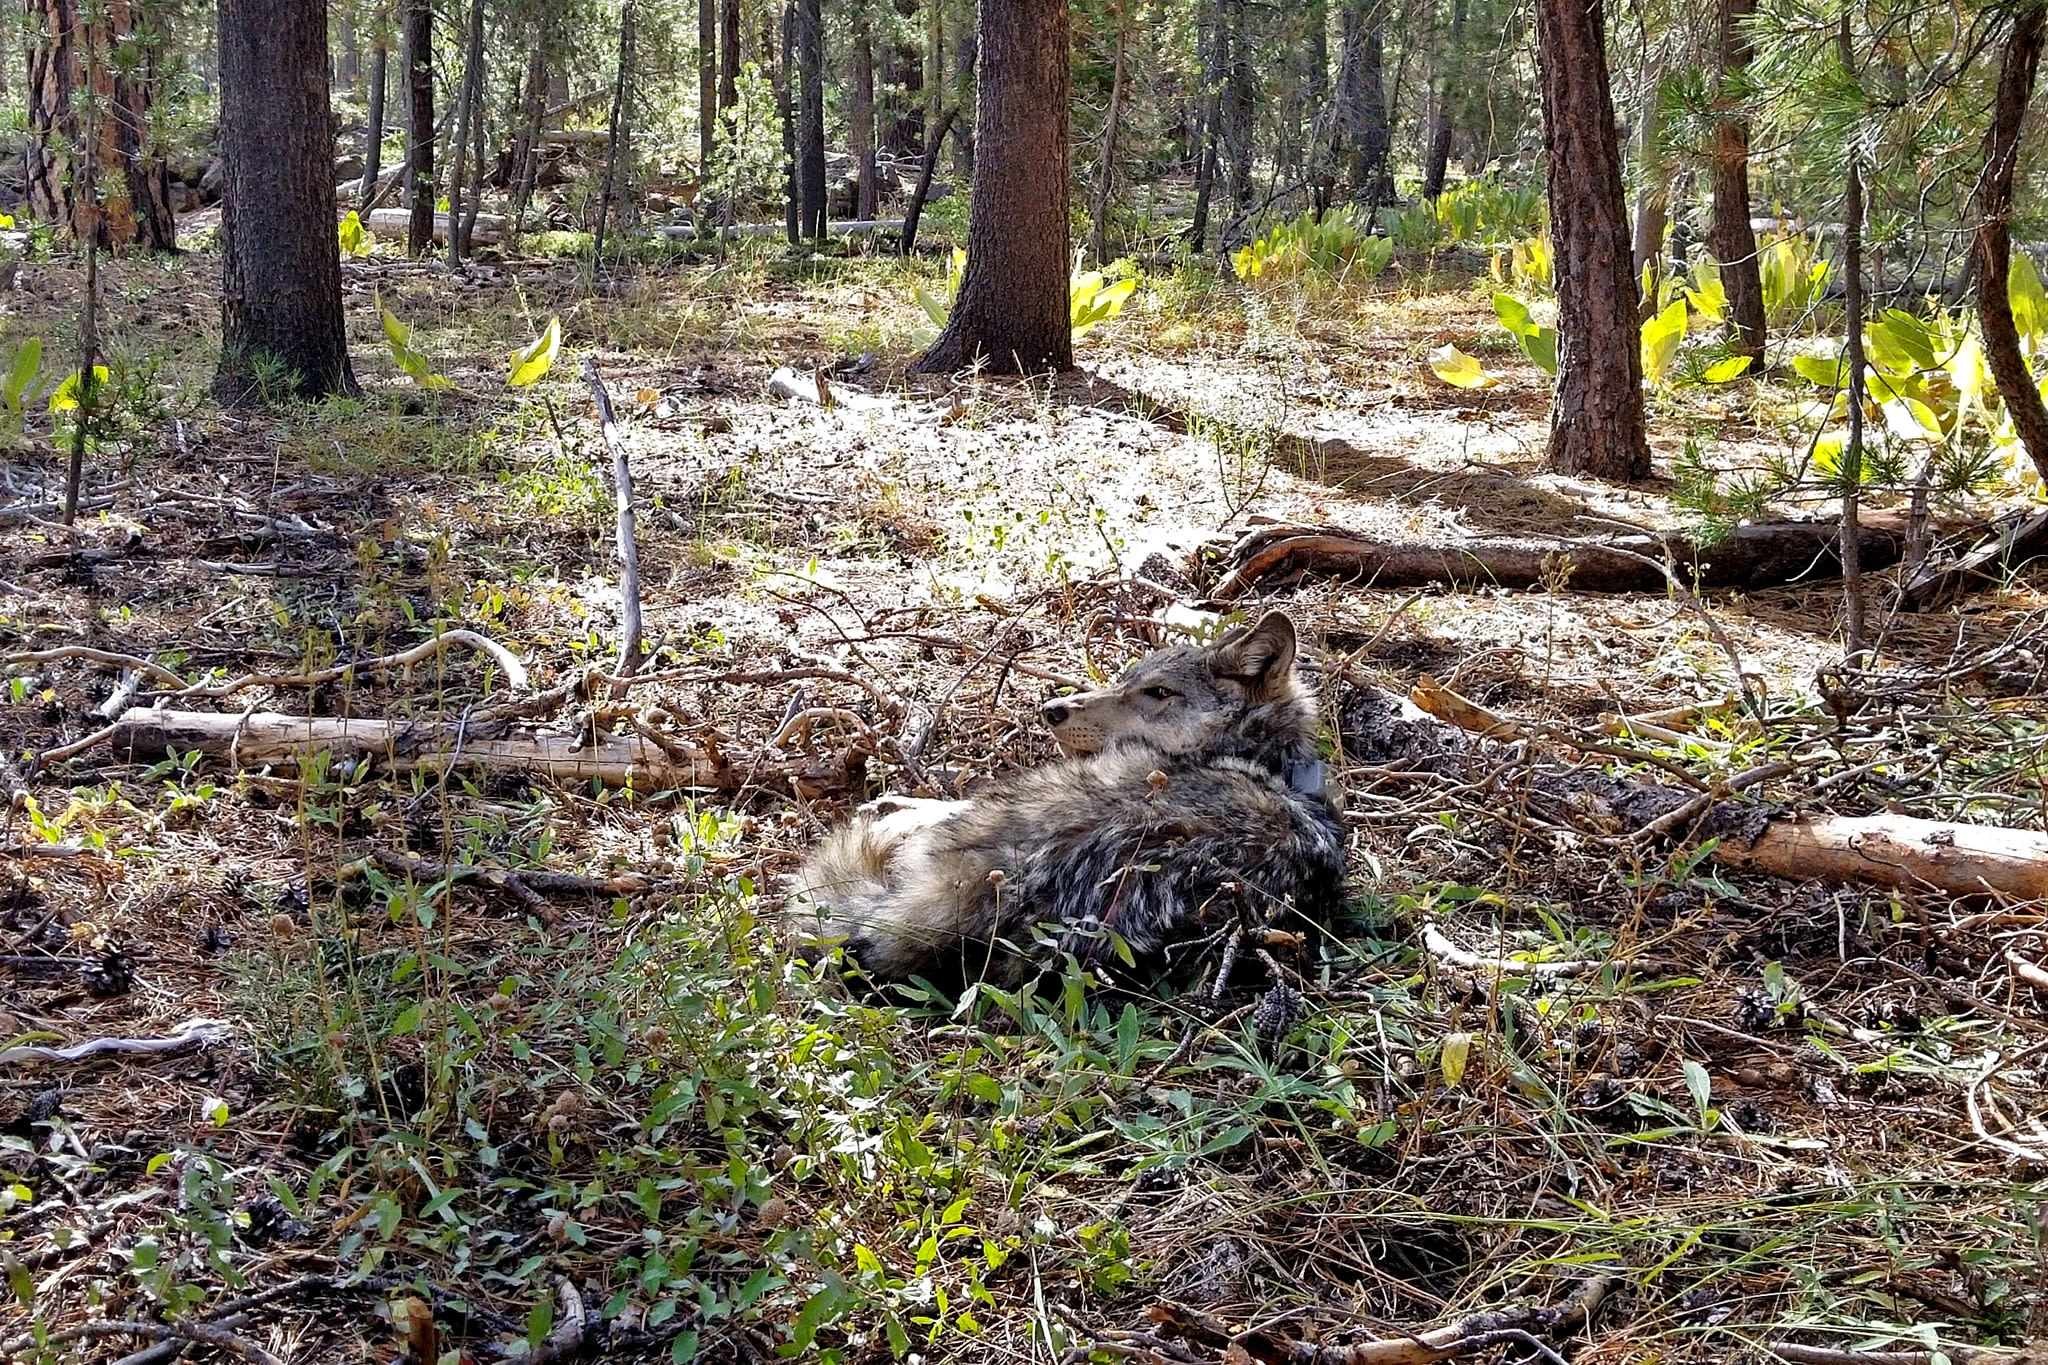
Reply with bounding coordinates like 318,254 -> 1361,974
360,39 -> 389,205
780,0 -> 797,242
26,0 -> 176,250
1631,58 -> 1667,310
1535,0 -> 1650,481
700,0 -> 718,175
1337,0 -> 1393,205
446,0 -> 487,268
798,0 -> 827,238
898,104 -> 956,254
909,0 -> 1071,375
1838,14 -> 1867,659
720,0 -> 741,110
510,26 -> 549,232
402,0 -> 434,256
1219,0 -> 1256,212
593,3 -> 636,261
851,0 -> 881,221
1975,3 -> 2048,485
1421,0 -> 1463,200
1189,0 -> 1222,249
1708,0 -> 1765,364
215,0 -> 358,404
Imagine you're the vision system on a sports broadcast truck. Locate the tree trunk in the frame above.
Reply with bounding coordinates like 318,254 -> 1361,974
1708,0 -> 1765,364
1838,13 -> 1867,659
851,0 -> 880,221
1631,58 -> 1667,312
446,0 -> 486,268
360,40 -> 389,205
1535,0 -> 1650,481
1976,3 -> 2048,485
1337,0 -> 1393,205
1090,16 -> 1127,265
1219,0 -> 1256,212
26,0 -> 177,250
593,3 -> 636,262
510,26 -> 549,232
899,104 -> 955,254
909,0 -> 1071,375
402,0 -> 434,256
1189,0 -> 1222,248
215,0 -> 358,404
720,0 -> 741,111
798,0 -> 826,237
700,0 -> 718,175
1421,0 -> 1463,200
953,3 -> 977,175
779,0 -> 798,242
926,0 -> 944,151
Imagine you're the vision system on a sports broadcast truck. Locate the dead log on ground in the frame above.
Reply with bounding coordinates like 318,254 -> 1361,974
1384,676 -> 2048,905
101,709 -> 870,798
1901,506 -> 2048,608
364,207 -> 506,245
1212,518 -> 1906,599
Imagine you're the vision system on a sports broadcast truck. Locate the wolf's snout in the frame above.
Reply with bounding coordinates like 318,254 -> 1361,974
1042,700 -> 1074,727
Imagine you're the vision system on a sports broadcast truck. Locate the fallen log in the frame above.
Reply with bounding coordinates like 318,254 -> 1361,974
1900,506 -> 2048,608
363,208 -> 506,246
100,709 -> 870,798
1212,518 -> 1907,599
1391,676 -> 2048,905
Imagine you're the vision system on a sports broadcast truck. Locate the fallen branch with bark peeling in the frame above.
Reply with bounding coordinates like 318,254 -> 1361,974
86,707 -> 870,798
1210,518 -> 1905,599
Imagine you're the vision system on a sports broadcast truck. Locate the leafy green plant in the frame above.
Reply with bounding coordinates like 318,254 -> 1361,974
1231,208 -> 1392,288
917,252 -> 1139,340
379,299 -> 452,390
507,316 -> 563,387
1493,293 -> 1557,374
0,336 -> 43,445
338,210 -> 372,258
1760,230 -> 1832,328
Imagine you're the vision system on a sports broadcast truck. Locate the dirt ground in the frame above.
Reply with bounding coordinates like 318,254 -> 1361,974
5,242 -> 2048,1363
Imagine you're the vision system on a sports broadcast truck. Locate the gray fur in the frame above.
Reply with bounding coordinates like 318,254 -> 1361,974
789,612 -> 1347,988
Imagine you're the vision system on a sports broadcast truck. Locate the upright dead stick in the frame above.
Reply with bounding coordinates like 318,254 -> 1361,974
583,358 -> 645,690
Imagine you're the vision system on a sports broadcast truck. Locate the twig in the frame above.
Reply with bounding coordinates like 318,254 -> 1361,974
2,646 -> 188,688
1234,1274 -> 1619,1364
0,1318 -> 282,1365
173,627 -> 529,698
0,1017 -> 235,1066
1766,1340 -> 2029,1365
583,357 -> 644,690
1420,920 -> 1593,981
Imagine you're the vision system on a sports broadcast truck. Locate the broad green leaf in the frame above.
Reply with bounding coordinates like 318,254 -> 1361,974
1440,1031 -> 1473,1088
1685,274 -> 1728,324
507,316 -> 562,387
1681,1060 -> 1712,1119
1493,292 -> 1535,337
49,365 -> 109,413
1428,343 -> 1498,389
2011,252 -> 2048,343
915,286 -> 950,329
381,306 -> 414,349
1700,353 -> 1752,384
1792,353 -> 1847,388
1519,326 -> 1559,375
1640,299 -> 1687,384
3,337 -> 42,409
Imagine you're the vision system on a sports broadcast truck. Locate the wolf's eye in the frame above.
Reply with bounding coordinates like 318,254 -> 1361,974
1141,685 -> 1177,701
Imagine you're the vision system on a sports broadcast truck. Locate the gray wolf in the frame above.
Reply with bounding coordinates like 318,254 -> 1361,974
788,612 -> 1347,989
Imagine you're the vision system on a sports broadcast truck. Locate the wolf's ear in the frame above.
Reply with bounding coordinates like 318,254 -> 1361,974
1215,611 -> 1297,696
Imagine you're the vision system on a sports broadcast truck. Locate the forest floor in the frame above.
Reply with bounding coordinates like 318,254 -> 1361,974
4,236 -> 2048,1365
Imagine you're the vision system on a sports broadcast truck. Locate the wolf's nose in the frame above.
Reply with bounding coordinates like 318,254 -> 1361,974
1042,700 -> 1072,727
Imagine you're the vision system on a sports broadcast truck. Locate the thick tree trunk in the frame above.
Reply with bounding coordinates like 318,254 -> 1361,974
798,0 -> 826,237
1708,0 -> 1765,364
215,0 -> 357,404
909,0 -> 1071,375
700,0 -> 718,175
779,0 -> 797,242
402,0 -> 434,257
446,0 -> 487,268
360,40 -> 389,205
851,0 -> 881,221
1337,0 -> 1393,205
1090,17 -> 1127,265
1421,0 -> 1463,200
26,0 -> 176,250
1976,3 -> 2048,485
1535,0 -> 1650,481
